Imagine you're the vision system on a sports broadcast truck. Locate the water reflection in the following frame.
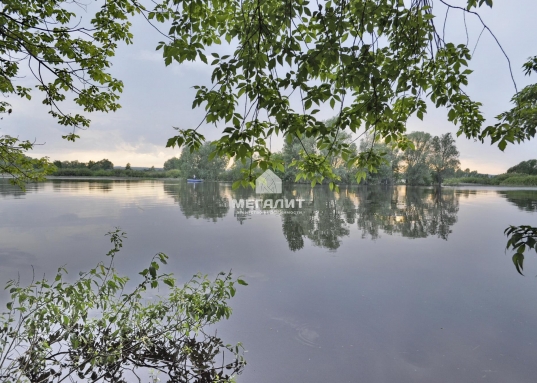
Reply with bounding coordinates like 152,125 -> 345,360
280,187 -> 352,251
355,187 -> 459,240
0,180 -> 461,249
0,180 -> 43,198
280,186 -> 459,249
51,179 -> 115,193
497,189 -> 537,212
163,182 -> 229,222
162,182 -> 461,251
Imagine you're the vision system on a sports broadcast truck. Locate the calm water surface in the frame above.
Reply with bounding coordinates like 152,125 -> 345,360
1,179 -> 537,382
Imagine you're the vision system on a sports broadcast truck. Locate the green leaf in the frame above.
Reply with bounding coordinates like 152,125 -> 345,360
166,137 -> 177,148
163,278 -> 175,287
512,253 -> 524,276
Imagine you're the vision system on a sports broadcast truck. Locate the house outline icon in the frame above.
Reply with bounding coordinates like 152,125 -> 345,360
256,169 -> 282,194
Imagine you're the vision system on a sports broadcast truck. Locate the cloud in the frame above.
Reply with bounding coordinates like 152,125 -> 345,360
135,49 -> 211,77
136,49 -> 164,63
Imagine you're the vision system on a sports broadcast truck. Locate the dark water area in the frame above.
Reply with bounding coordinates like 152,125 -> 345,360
1,179 -> 537,382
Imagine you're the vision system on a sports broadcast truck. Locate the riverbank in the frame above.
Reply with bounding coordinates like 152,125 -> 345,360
444,174 -> 537,187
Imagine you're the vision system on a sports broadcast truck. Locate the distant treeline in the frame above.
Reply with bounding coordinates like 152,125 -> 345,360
444,159 -> 537,186
51,159 -> 181,178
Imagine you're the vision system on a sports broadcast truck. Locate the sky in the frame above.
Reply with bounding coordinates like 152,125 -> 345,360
3,0 -> 537,174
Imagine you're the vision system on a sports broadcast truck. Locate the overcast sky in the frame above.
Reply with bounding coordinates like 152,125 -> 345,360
3,0 -> 537,174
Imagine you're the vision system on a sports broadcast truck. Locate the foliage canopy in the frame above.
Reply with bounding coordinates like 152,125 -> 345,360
159,0 -> 535,188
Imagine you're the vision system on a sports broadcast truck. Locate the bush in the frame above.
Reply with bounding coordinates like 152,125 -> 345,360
442,173 -> 537,186
495,173 -> 523,182
0,230 -> 246,382
442,176 -> 496,185
443,178 -> 460,186
166,169 -> 181,178
92,169 -> 114,177
52,168 -> 93,176
500,175 -> 537,186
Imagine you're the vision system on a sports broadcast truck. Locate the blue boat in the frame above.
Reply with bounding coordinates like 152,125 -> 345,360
187,179 -> 203,183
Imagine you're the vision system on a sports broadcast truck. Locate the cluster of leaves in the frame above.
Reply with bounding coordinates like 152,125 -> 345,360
0,229 -> 246,382
0,135 -> 56,188
482,56 -> 537,151
505,225 -> 537,275
0,0 -> 144,127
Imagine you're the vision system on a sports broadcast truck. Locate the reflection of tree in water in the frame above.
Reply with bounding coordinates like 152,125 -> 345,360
51,180 -> 115,193
229,187 -> 255,225
0,179 -> 38,198
305,189 -> 352,250
163,182 -> 229,222
353,187 -> 395,239
280,186 -> 460,250
281,214 -> 306,251
497,190 -> 537,213
281,186 -> 352,251
161,181 -> 460,250
429,189 -> 459,239
355,187 -> 459,240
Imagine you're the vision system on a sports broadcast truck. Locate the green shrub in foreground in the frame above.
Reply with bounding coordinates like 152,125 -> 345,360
0,230 -> 246,382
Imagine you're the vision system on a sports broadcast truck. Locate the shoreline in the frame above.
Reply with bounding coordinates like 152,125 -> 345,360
39,177 -> 537,188
44,176 -> 182,181
2,176 -> 535,188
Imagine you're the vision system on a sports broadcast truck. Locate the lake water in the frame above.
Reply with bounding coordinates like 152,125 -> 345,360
1,179 -> 537,382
